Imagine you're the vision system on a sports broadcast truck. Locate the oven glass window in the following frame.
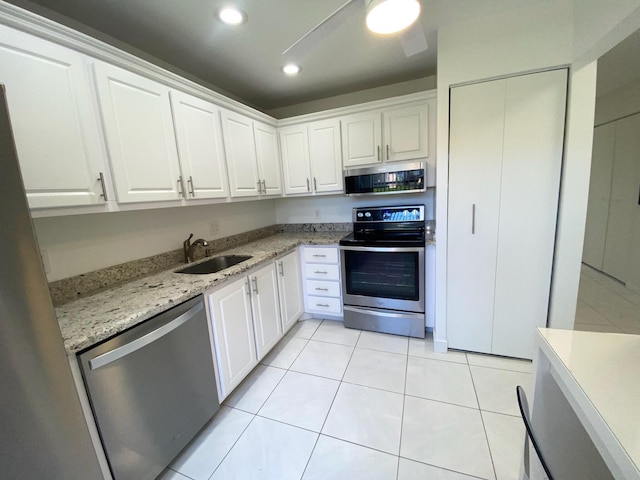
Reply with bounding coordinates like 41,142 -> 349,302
344,251 -> 419,301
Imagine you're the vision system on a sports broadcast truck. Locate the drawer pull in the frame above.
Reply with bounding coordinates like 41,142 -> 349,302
315,287 -> 329,291
316,303 -> 330,308
314,270 -> 328,274
312,254 -> 326,258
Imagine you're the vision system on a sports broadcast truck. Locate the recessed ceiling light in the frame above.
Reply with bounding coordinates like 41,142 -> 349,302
282,64 -> 301,75
366,0 -> 421,35
217,6 -> 247,25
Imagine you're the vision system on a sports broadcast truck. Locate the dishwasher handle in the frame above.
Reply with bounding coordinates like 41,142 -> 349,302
89,302 -> 204,370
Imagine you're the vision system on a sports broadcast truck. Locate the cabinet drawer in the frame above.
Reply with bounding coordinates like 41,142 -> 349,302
305,264 -> 340,281
306,280 -> 341,298
306,296 -> 342,314
303,247 -> 338,264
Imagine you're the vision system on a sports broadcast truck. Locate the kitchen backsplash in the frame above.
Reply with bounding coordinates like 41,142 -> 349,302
49,223 -> 351,305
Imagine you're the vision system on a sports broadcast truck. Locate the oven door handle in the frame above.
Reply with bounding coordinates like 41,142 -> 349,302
339,245 -> 424,253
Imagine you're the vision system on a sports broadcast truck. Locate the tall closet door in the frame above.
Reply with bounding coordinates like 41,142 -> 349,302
583,123 -> 616,270
447,80 -> 506,354
602,113 -> 640,284
491,70 -> 567,359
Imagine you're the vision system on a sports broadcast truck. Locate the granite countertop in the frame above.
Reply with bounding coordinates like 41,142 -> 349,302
56,232 -> 344,355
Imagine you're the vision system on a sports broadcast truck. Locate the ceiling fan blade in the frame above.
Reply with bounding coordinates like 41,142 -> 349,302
282,0 -> 363,59
400,22 -> 428,57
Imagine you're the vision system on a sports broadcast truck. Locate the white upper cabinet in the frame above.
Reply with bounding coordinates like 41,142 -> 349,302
254,121 -> 282,196
383,103 -> 429,162
221,109 -> 280,198
280,125 -> 312,194
280,119 -> 343,195
220,109 -> 260,197
341,102 -> 433,180
170,91 -> 229,199
341,112 -> 383,167
0,25 -> 108,209
94,62 -> 183,203
309,119 -> 343,193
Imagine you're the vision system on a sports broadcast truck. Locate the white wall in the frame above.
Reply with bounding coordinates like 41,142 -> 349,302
34,200 -> 277,281
434,3 -> 575,352
594,79 -> 640,125
266,76 -> 436,119
275,190 -> 435,224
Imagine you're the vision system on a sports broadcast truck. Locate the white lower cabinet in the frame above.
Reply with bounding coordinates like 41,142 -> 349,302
276,250 -> 304,333
301,246 -> 343,317
206,251 -> 303,400
249,263 -> 282,360
206,275 -> 257,400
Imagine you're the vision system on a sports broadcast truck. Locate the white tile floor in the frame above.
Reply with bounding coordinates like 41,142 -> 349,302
160,318 -> 533,480
575,264 -> 640,335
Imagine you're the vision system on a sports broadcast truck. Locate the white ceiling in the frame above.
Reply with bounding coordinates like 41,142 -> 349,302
8,0 -> 555,111
7,0 -> 640,109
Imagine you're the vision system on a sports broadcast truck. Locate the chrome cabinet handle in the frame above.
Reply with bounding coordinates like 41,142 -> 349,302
177,176 -> 185,197
316,303 -> 330,308
314,270 -> 327,274
306,178 -> 310,192
278,261 -> 284,276
89,302 -> 203,369
312,254 -> 326,258
262,179 -> 266,193
252,277 -> 259,294
187,176 -> 195,197
315,287 -> 328,291
97,172 -> 108,201
377,145 -> 381,161
313,177 -> 318,191
257,180 -> 262,194
472,204 -> 476,235
386,144 -> 390,160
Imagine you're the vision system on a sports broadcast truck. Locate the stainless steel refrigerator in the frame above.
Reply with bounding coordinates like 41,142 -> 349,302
0,85 -> 104,478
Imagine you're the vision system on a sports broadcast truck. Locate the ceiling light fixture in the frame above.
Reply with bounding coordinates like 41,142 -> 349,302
365,0 -> 421,35
282,64 -> 301,75
217,6 -> 247,25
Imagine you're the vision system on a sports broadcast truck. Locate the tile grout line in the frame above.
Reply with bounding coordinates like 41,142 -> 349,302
467,360 -> 498,480
396,345 -> 411,479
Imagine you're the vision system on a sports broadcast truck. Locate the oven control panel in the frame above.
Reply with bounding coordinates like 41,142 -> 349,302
353,205 -> 424,223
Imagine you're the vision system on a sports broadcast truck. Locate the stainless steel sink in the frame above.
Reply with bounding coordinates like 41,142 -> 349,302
176,255 -> 252,274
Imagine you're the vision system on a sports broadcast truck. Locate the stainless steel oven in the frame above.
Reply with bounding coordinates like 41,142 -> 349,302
340,205 -> 426,338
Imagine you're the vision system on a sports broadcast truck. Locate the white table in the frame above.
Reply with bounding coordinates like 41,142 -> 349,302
532,328 -> 640,479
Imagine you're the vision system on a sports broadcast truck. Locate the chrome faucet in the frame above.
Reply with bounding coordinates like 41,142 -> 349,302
183,233 -> 209,263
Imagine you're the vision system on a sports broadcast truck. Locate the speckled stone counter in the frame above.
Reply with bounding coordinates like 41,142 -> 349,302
56,232 -> 344,355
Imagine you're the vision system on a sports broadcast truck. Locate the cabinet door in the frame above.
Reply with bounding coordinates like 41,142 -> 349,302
280,125 -> 312,195
602,113 -> 640,284
170,91 -> 229,199
207,278 -> 257,400
583,123 -> 615,270
277,251 -> 304,333
341,112 -> 382,167
491,69 -> 566,359
255,121 -> 283,196
249,263 -> 283,360
447,79 -> 506,354
220,109 -> 260,197
309,119 -> 343,193
383,103 -> 428,162
0,25 -> 107,208
94,62 -> 182,203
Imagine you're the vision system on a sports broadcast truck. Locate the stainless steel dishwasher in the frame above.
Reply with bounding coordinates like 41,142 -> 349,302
78,295 -> 219,480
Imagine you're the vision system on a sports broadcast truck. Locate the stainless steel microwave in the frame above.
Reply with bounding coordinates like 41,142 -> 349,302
344,161 -> 426,196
